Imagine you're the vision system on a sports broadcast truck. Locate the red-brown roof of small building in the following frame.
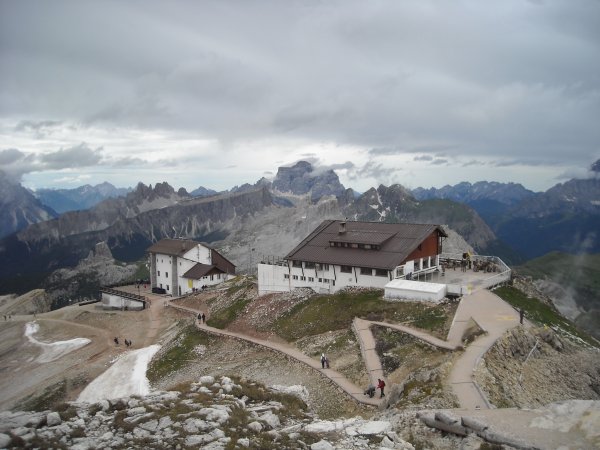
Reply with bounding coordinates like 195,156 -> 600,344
285,220 -> 447,270
147,238 -> 199,257
182,263 -> 224,280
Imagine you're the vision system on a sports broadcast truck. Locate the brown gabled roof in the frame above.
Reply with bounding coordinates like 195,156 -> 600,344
182,263 -> 224,280
147,238 -> 199,257
285,220 -> 447,270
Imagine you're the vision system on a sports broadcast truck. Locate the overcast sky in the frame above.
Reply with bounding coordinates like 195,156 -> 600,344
1,0 -> 599,193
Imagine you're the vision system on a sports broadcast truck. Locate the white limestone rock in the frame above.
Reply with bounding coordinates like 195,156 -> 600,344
0,433 -> 11,448
238,437 -> 250,447
46,411 -> 62,427
260,411 -> 281,429
199,406 -> 230,424
346,420 -> 392,436
126,406 -> 146,416
247,421 -> 263,433
311,440 -> 334,450
199,375 -> 215,385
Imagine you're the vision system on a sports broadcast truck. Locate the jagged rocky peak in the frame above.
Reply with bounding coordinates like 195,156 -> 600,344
272,160 -> 346,201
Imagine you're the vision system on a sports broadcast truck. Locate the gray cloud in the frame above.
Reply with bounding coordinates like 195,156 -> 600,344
431,159 -> 449,166
0,143 -> 104,180
413,155 -> 434,162
40,143 -> 103,169
1,1 -> 599,190
0,148 -> 26,165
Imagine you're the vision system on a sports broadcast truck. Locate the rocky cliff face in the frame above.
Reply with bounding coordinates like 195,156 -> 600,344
345,184 -> 496,251
0,187 -> 275,285
0,172 -> 57,239
272,161 -> 346,201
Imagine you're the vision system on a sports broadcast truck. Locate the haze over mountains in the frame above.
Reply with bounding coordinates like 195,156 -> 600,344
2,159 -> 599,337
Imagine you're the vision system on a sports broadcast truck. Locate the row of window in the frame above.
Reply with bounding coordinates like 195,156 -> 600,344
329,241 -> 380,250
292,261 -> 330,270
157,270 -> 169,278
284,274 -> 335,285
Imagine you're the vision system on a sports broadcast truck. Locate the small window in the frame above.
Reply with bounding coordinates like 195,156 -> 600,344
322,264 -> 329,271
210,275 -> 214,281
308,277 -> 314,282
161,259 -> 163,263
300,276 -> 306,281
293,275 -> 299,280
284,274 -> 290,279
292,260 -> 302,268
415,260 -> 421,271
166,285 -> 170,290
351,243 -> 358,248
323,278 -> 329,283
318,278 -> 323,283
375,269 -> 388,277
340,265 -> 352,273
158,271 -> 161,276
360,267 -> 372,275
160,283 -> 163,288
332,280 -> 335,286
365,244 -> 371,250
305,262 -> 315,269
165,272 -> 168,278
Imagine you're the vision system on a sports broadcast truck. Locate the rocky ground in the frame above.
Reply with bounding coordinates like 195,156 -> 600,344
2,276 -> 600,449
475,325 -> 600,409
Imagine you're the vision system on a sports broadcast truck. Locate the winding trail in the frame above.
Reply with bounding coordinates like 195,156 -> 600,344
170,289 -> 523,410
169,304 -> 381,407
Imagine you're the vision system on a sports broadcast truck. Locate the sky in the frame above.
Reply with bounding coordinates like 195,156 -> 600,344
1,0 -> 599,193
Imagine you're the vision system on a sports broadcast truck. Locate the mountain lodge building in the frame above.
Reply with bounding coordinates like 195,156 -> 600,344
147,238 -> 236,296
257,220 -> 448,298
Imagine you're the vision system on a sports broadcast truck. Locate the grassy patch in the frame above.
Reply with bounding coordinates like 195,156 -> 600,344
206,296 -> 252,329
146,325 -> 213,382
494,286 -> 598,347
274,289 -> 455,341
16,379 -> 67,412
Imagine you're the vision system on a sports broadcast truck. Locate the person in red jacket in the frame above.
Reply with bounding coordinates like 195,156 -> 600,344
377,378 -> 385,398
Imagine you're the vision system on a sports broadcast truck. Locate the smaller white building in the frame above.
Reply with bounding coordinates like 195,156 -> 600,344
384,279 -> 447,303
148,238 -> 236,296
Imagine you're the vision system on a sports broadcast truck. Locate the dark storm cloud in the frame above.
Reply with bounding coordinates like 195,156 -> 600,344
1,0 -> 599,183
0,148 -> 26,165
0,143 -> 104,180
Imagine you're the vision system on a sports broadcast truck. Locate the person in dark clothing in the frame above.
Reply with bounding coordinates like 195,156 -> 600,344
198,312 -> 202,322
377,378 -> 386,398
519,308 -> 525,324
201,313 -> 206,324
114,337 -> 119,346
321,353 -> 326,369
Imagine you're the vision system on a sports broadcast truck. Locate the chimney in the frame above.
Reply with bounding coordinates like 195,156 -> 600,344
338,221 -> 346,234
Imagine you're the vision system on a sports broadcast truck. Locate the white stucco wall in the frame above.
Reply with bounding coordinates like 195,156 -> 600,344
182,245 -> 211,264
257,262 -> 392,296
384,279 -> 446,303
101,293 -> 145,310
154,253 -> 174,294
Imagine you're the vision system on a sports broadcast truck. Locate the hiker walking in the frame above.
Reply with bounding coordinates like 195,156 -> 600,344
321,353 -> 326,369
325,355 -> 330,369
201,313 -> 206,324
377,378 -> 386,398
197,312 -> 202,323
519,308 -> 525,325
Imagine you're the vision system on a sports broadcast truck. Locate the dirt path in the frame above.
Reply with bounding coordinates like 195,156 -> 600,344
169,303 -> 382,407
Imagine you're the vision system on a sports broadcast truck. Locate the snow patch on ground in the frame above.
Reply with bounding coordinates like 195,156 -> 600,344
24,322 -> 91,363
77,344 -> 161,403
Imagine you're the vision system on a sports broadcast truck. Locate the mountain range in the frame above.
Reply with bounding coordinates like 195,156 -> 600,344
1,160 -> 599,294
34,182 -> 132,214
